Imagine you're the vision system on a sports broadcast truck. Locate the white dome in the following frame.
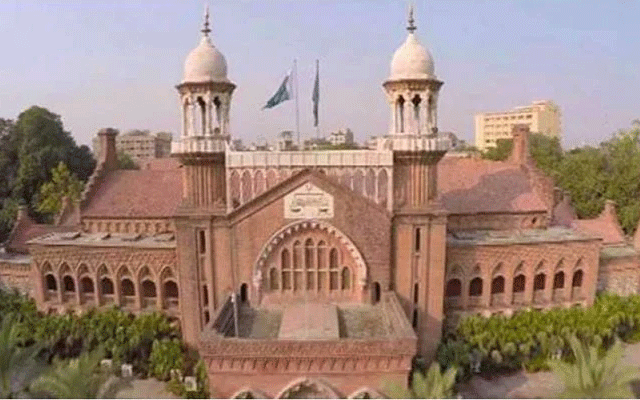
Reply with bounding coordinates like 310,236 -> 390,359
182,36 -> 229,84
389,32 -> 435,81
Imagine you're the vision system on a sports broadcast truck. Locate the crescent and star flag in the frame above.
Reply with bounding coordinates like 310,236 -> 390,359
262,70 -> 292,110
312,60 -> 319,127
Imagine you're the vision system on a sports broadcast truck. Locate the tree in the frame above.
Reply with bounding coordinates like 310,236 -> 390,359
117,152 -> 139,170
386,363 -> 458,399
30,348 -> 113,399
0,313 -> 41,398
36,162 -> 84,218
529,134 -> 563,176
550,336 -> 640,398
481,138 -> 513,161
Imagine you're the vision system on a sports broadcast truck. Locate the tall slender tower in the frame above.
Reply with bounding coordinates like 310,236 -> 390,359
172,6 -> 235,345
386,5 -> 450,359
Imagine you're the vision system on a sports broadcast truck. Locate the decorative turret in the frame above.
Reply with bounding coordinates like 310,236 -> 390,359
173,5 -> 236,155
381,4 -> 447,152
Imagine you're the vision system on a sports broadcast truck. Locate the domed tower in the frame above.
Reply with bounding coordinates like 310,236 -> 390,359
388,5 -> 448,361
173,7 -> 233,346
384,5 -> 442,140
173,6 -> 234,210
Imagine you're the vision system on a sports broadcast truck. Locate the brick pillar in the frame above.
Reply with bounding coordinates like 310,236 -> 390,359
114,280 -> 122,307
524,270 -> 534,306
156,278 -> 164,310
75,278 -> 82,305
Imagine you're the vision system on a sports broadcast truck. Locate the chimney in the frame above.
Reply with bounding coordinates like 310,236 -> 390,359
16,205 -> 29,222
509,124 -> 530,165
602,199 -> 618,220
98,128 -> 118,171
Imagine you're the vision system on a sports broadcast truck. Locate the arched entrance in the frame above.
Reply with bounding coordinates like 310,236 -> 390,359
254,220 -> 367,304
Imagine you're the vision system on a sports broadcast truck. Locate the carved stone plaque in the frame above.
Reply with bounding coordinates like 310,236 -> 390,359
284,183 -> 334,219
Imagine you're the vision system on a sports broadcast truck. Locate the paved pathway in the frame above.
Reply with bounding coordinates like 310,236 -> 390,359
458,342 -> 640,398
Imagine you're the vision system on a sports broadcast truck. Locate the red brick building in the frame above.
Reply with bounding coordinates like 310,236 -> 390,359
0,7 -> 637,398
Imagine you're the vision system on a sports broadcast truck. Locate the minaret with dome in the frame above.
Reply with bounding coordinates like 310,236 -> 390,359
383,5 -> 444,144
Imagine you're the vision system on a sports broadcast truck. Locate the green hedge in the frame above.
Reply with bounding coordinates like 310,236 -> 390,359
438,294 -> 640,377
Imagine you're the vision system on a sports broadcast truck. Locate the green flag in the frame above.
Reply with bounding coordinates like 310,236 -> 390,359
312,60 -> 319,127
263,72 -> 291,110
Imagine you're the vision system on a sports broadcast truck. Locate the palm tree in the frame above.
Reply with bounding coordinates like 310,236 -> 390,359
30,348 -> 116,399
386,363 -> 458,399
0,313 -> 41,398
550,335 -> 640,398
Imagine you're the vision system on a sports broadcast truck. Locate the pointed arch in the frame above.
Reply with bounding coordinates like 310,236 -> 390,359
353,170 -> 364,195
266,169 -> 277,189
254,170 -> 265,195
275,377 -> 339,399
377,169 -> 389,208
230,170 -> 241,207
241,170 -> 252,203
365,169 -> 376,198
445,278 -> 462,297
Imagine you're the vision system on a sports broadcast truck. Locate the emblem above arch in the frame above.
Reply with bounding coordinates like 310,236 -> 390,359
284,183 -> 334,219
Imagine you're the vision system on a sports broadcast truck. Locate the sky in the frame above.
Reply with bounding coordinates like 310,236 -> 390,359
0,1 -> 639,150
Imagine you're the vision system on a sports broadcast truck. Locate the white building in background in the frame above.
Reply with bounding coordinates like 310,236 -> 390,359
328,128 -> 354,146
474,100 -> 562,151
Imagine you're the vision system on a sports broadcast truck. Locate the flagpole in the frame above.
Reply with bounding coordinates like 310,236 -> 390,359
294,59 -> 300,149
315,59 -> 320,140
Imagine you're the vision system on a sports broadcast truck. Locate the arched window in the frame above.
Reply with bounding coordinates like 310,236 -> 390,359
469,277 -> 483,296
45,274 -> 57,291
164,281 -> 179,299
353,170 -> 364,194
412,94 -> 422,133
365,169 -> 376,198
80,277 -> 94,293
317,241 -> 327,290
142,280 -> 156,298
270,267 -> 279,290
230,171 -> 241,207
572,270 -> 583,288
213,96 -> 221,129
397,96 -> 405,133
377,169 -> 388,207
254,170 -> 265,195
241,171 -> 252,203
445,279 -> 461,297
63,276 -> 75,292
534,273 -> 546,291
100,278 -> 114,295
281,249 -> 292,290
266,169 -> 277,188
196,96 -> 206,135
293,241 -> 303,290
121,278 -> 135,296
491,276 -> 505,294
305,239 -> 314,270
240,283 -> 248,303
513,275 -> 525,293
413,283 -> 419,304
553,271 -> 565,289
329,248 -> 339,290
341,267 -> 351,290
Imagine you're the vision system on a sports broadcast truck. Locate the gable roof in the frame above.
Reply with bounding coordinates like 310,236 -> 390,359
438,157 -> 547,215
4,210 -> 72,254
228,168 -> 390,223
82,168 -> 182,218
573,201 -> 625,246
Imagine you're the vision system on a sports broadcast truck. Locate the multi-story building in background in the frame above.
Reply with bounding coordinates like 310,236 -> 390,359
474,100 -> 561,151
328,128 -> 354,146
92,130 -> 172,163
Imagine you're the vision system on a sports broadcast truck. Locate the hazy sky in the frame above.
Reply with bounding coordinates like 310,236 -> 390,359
1,1 -> 639,149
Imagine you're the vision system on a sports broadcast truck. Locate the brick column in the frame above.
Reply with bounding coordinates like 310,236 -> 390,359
134,279 -> 142,310
156,278 -> 164,310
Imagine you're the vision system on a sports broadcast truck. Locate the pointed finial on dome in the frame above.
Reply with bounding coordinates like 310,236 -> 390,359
407,3 -> 416,33
201,4 -> 211,36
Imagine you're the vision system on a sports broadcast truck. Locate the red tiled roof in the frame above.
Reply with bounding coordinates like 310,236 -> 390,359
142,158 -> 181,171
5,218 -> 71,254
82,169 -> 183,218
573,207 -> 625,246
438,157 -> 547,214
